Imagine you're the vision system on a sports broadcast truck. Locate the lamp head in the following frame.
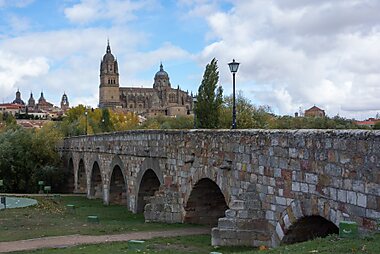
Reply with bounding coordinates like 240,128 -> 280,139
228,59 -> 240,73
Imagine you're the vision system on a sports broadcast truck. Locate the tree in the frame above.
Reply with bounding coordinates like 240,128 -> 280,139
194,58 -> 223,128
0,126 -> 62,193
374,121 -> 380,130
219,92 -> 274,129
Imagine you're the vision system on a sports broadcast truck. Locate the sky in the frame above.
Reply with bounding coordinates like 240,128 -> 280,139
0,0 -> 380,120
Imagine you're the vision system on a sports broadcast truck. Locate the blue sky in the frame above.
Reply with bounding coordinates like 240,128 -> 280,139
1,0 -> 380,120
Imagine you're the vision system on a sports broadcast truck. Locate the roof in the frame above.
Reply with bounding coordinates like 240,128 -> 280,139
355,119 -> 380,126
305,106 -> 324,112
154,63 -> 169,79
0,103 -> 23,109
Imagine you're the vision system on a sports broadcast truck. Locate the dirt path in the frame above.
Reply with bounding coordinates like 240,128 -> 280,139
0,228 -> 210,253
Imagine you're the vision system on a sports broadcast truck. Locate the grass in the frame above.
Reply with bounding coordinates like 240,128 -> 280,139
0,195 -> 199,242
2,195 -> 380,253
11,233 -> 380,254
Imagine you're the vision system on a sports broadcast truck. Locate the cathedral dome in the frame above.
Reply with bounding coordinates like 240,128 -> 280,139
155,63 -> 169,79
102,41 -> 115,62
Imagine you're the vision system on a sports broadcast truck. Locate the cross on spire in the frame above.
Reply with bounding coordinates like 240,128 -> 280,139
106,39 -> 111,53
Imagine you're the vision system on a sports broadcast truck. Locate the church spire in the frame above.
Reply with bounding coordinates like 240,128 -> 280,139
106,39 -> 111,53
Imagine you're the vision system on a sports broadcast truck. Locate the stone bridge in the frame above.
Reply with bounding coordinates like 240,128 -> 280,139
59,130 -> 380,247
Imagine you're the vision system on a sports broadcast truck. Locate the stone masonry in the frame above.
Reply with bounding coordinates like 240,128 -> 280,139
59,129 -> 380,247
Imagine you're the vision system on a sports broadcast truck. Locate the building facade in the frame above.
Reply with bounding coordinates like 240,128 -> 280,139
99,42 -> 193,117
304,105 -> 325,117
0,90 -> 70,119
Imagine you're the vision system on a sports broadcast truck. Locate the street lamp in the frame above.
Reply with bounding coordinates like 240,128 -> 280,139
228,59 -> 240,129
84,111 -> 88,135
193,96 -> 198,129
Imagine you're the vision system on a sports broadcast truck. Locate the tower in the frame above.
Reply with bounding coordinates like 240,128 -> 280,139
99,40 -> 120,108
153,63 -> 171,91
28,92 -> 35,109
60,92 -> 70,111
12,89 -> 25,105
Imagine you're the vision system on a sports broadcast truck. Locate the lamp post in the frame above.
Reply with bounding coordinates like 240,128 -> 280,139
228,59 -> 240,129
84,111 -> 88,135
193,96 -> 198,129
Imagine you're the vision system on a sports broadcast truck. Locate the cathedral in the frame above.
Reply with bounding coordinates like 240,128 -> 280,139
99,41 -> 193,117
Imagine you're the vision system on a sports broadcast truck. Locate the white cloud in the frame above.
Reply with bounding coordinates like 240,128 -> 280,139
0,51 -> 49,101
196,0 -> 380,119
64,0 -> 158,25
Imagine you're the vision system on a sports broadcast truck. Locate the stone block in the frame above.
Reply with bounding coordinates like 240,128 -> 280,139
238,210 -> 249,219
245,200 -> 262,210
352,180 -> 365,193
231,200 -> 245,210
300,183 -> 309,193
289,148 -> 298,158
329,187 -> 337,200
347,191 -> 357,205
211,228 -> 221,246
366,209 -> 380,219
292,182 -> 300,192
275,223 -> 284,239
218,218 -> 237,229
338,190 -> 347,203
275,196 -> 287,206
325,163 -> 342,177
266,210 -> 275,220
219,229 -> 237,239
225,209 -> 237,218
305,173 -> 318,184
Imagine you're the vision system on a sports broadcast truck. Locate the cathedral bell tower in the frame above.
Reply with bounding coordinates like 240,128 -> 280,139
99,40 -> 120,108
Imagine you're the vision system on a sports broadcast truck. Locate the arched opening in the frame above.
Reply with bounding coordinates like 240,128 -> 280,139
90,162 -> 103,199
282,216 -> 339,244
109,165 -> 127,205
184,178 -> 228,226
137,169 -> 160,213
66,158 -> 74,193
77,159 -> 86,194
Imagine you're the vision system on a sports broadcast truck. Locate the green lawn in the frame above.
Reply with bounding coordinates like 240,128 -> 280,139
2,196 -> 379,254
0,195 -> 197,242
11,233 -> 380,254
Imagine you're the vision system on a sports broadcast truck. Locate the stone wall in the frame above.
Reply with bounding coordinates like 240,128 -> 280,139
59,129 -> 380,247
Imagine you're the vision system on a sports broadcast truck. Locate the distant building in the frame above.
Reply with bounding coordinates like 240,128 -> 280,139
1,90 -> 70,119
0,103 -> 23,115
304,106 -> 325,117
12,89 -> 25,105
355,118 -> 380,128
60,93 -> 70,112
99,41 -> 193,117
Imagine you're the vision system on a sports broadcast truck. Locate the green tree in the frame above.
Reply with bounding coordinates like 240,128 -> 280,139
101,108 -> 114,132
194,58 -> 223,128
0,126 -> 62,193
374,121 -> 380,130
219,92 -> 274,129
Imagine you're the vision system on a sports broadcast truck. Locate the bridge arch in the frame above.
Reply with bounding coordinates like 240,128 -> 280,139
89,161 -> 104,199
77,158 -> 87,194
108,155 -> 127,205
184,177 -> 229,226
274,199 -> 339,245
136,158 -> 163,213
67,157 -> 74,193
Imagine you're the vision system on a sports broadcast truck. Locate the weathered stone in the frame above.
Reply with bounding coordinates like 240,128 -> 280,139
61,129 -> 380,248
